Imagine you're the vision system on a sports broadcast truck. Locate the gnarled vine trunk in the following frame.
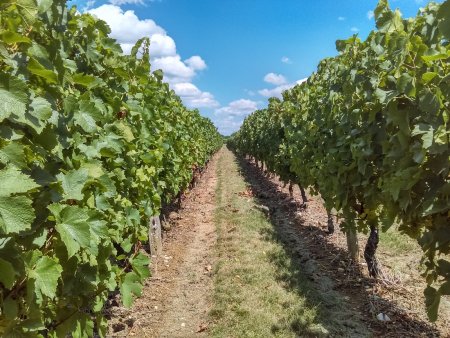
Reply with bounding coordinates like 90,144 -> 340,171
327,212 -> 334,234
299,183 -> 308,204
364,225 -> 379,278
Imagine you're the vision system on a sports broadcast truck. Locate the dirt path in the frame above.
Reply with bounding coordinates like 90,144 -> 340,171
105,147 -> 448,338
236,154 -> 449,337
210,148 -> 370,337
107,150 -> 220,337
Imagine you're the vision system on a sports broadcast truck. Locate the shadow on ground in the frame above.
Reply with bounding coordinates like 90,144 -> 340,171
235,153 -> 440,338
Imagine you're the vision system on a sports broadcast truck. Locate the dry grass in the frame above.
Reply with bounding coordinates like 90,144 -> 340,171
210,149 -> 332,337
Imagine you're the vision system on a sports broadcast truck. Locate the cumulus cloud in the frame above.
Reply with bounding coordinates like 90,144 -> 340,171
214,115 -> 244,135
215,99 -> 259,117
172,83 -> 219,108
212,98 -> 261,134
338,16 -> 346,21
281,56 -> 292,64
367,10 -> 374,20
109,0 -> 145,5
89,5 -> 164,46
184,56 -> 207,71
119,34 -> 176,55
259,78 -> 307,99
152,56 -> 195,81
263,73 -> 287,86
149,34 -> 176,56
88,4 -> 217,109
351,27 -> 359,32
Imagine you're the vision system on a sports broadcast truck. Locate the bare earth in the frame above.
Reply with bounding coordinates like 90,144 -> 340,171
106,151 -> 219,337
105,147 -> 449,337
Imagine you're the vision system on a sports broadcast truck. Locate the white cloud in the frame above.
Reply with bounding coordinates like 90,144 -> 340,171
88,5 -> 165,47
184,56 -> 207,71
119,33 -> 176,55
171,83 -> 219,108
351,27 -> 359,32
258,78 -> 307,99
152,55 -> 195,81
109,0 -> 144,5
281,56 -> 292,64
152,55 -> 208,84
213,115 -> 244,135
150,34 -> 176,57
212,98 -> 262,135
216,99 -> 259,117
367,10 -> 374,20
88,4 -> 215,109
338,16 -> 346,21
264,72 -> 287,86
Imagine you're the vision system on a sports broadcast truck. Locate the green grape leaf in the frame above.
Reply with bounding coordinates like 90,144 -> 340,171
72,73 -> 97,87
0,258 -> 16,289
437,0 -> 450,40
0,142 -> 27,168
419,88 -> 440,114
74,111 -> 97,132
37,0 -> 52,13
0,196 -> 35,234
116,122 -> 135,142
120,271 -> 142,308
2,297 -> 18,319
27,58 -> 57,84
0,31 -> 31,44
50,205 -> 91,258
29,256 -> 62,303
131,253 -> 150,279
13,0 -> 38,26
74,100 -> 103,132
23,97 -> 52,134
422,72 -> 437,83
0,73 -> 28,123
56,168 -> 88,201
0,166 -> 39,197
397,73 -> 415,97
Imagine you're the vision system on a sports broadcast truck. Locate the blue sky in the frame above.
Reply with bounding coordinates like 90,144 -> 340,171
69,0 -> 437,135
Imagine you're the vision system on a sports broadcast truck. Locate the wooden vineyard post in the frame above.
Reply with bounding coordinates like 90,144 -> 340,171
149,215 -> 162,257
346,229 -> 359,263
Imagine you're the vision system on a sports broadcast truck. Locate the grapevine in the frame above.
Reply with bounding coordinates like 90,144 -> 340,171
230,0 -> 450,321
0,0 -> 221,336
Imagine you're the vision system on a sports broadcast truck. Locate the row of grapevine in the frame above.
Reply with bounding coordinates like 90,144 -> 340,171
0,0 -> 222,336
229,0 -> 449,321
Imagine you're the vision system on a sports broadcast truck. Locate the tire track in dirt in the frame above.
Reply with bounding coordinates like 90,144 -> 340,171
106,150 -> 221,337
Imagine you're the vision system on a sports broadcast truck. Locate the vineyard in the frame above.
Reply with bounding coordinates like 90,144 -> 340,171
0,0 -> 221,336
0,0 -> 449,337
229,0 -> 450,323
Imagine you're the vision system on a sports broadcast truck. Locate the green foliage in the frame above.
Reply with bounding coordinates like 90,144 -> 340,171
0,0 -> 222,336
230,0 -> 449,321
